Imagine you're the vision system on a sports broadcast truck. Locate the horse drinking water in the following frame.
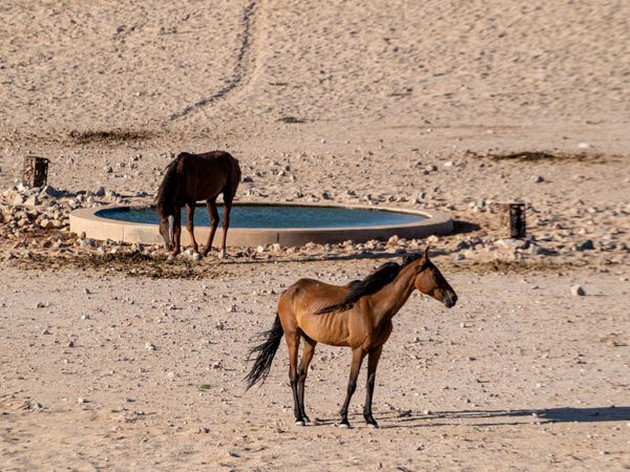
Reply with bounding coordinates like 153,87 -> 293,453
246,247 -> 457,428
156,151 -> 241,257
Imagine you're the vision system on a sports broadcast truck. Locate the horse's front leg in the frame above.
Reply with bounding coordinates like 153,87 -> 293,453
339,348 -> 366,428
363,345 -> 383,428
172,208 -> 182,255
185,202 -> 198,253
201,199 -> 219,256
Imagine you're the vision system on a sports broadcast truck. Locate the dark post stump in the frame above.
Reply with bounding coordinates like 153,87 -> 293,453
499,202 -> 526,239
22,156 -> 50,188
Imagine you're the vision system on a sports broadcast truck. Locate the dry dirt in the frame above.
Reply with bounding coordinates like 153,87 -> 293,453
1,1 -> 629,471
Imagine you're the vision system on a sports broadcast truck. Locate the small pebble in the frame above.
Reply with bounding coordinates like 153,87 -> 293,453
570,285 -> 586,296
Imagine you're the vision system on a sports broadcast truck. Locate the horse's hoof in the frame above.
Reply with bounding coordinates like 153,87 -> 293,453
338,422 -> 351,429
218,250 -> 227,259
303,415 -> 311,424
367,422 -> 379,429
295,420 -> 306,427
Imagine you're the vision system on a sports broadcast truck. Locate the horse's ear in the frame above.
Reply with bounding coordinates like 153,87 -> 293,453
423,245 -> 430,261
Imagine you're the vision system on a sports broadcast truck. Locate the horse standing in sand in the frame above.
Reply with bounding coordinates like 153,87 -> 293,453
156,151 -> 241,257
246,247 -> 458,428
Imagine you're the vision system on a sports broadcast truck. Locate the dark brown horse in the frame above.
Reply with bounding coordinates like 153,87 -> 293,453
156,151 -> 241,257
246,247 -> 458,428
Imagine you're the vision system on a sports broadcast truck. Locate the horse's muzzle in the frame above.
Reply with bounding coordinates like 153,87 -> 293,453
444,292 -> 458,308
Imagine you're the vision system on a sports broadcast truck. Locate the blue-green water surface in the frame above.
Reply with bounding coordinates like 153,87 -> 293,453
97,205 -> 426,229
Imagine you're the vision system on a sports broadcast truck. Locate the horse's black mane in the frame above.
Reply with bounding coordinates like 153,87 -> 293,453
315,252 -> 423,315
156,152 -> 191,217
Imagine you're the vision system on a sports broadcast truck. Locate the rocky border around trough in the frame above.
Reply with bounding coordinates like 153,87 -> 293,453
1,183 -> 628,278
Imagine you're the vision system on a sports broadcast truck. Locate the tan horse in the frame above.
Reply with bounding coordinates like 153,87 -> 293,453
246,247 -> 458,428
156,151 -> 241,257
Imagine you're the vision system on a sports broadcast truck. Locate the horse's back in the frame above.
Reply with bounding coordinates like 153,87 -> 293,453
279,278 -> 349,316
177,151 -> 240,199
277,278 -> 353,345
182,151 -> 238,173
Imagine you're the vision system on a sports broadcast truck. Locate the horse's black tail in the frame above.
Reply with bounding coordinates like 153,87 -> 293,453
245,314 -> 284,390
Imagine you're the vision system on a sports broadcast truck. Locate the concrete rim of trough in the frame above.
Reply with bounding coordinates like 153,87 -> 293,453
69,202 -> 454,247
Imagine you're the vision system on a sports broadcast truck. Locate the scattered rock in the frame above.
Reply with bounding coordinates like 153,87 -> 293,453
495,238 -> 528,250
570,285 -> 586,296
39,219 -> 54,229
577,240 -> 594,251
24,195 -> 41,206
41,185 -> 63,198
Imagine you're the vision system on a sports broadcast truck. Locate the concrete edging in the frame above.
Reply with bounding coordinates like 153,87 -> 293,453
69,202 -> 453,247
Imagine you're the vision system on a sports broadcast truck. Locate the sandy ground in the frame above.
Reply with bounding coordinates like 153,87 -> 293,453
1,1 -> 629,470
1,265 -> 628,471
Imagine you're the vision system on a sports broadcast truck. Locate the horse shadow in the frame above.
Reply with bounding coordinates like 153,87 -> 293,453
376,406 -> 630,429
308,406 -> 629,429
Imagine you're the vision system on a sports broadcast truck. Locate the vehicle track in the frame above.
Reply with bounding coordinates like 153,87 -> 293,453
168,1 -> 257,122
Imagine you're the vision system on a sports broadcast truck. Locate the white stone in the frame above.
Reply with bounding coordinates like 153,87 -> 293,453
495,238 -> 527,250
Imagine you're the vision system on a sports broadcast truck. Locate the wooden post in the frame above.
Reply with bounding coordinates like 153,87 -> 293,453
22,156 -> 50,188
499,202 -> 526,239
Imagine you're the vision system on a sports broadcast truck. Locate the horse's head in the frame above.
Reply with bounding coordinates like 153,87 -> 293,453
413,246 -> 458,308
158,214 -> 176,250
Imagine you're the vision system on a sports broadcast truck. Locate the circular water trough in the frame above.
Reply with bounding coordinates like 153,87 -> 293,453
70,203 -> 453,247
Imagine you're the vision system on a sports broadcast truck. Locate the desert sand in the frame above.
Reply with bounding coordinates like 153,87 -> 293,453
1,1 -> 629,471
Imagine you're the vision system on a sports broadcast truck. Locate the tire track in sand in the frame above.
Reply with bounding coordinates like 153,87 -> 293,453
168,1 -> 257,122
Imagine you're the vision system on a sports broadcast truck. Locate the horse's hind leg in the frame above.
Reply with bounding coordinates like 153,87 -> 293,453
201,199 -> 218,256
185,202 -> 198,253
219,193 -> 233,258
285,330 -> 304,425
297,335 -> 317,424
339,348 -> 366,428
